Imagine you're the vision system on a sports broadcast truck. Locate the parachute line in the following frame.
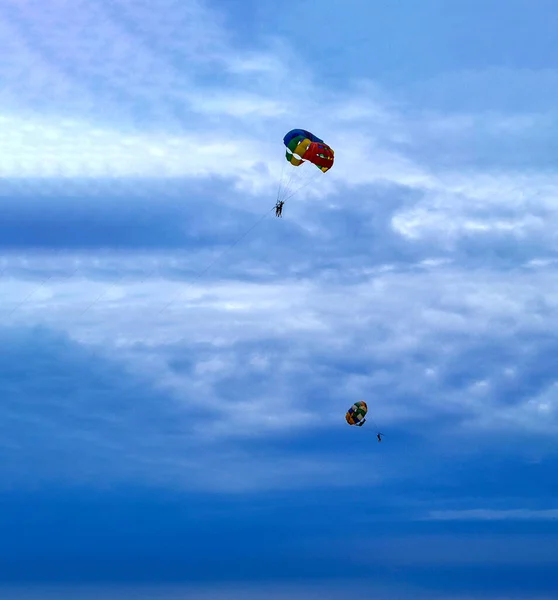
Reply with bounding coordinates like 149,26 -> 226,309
157,201 -> 280,314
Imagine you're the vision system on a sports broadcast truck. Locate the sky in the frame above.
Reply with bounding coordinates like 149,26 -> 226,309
1,0 -> 558,598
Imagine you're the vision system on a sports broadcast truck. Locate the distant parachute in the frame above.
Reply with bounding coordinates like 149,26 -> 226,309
345,400 -> 368,427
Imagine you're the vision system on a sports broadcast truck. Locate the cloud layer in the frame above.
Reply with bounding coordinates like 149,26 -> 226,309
1,0 -> 557,500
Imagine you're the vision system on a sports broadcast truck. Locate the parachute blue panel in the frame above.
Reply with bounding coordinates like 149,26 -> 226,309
283,129 -> 324,147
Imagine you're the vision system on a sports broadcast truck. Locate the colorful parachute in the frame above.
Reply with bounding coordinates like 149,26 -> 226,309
345,400 -> 368,426
276,128 -> 334,206
283,128 -> 334,173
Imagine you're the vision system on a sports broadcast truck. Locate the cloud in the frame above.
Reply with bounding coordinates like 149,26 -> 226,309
345,534 -> 558,566
2,249 -> 558,461
0,324 -> 391,491
2,0 -> 558,350
0,0 -> 230,115
426,509 -> 558,521
403,67 -> 558,113
1,0 -> 558,496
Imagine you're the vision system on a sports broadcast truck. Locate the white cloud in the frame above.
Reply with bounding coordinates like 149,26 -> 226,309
0,114 -> 264,180
3,252 -> 558,448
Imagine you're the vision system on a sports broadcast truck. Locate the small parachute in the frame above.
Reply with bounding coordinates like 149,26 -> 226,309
276,128 -> 334,207
345,400 -> 368,426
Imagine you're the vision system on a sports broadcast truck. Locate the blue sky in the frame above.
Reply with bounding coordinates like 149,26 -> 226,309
1,0 -> 558,598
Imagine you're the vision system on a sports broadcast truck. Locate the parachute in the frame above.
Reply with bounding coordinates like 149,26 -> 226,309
283,129 -> 334,173
276,128 -> 334,206
345,400 -> 368,426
